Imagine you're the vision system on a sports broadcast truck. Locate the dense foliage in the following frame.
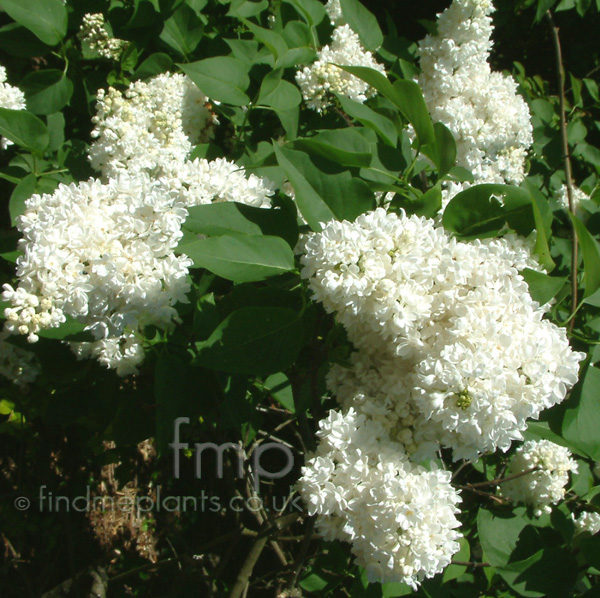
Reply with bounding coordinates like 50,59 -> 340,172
1,0 -> 600,597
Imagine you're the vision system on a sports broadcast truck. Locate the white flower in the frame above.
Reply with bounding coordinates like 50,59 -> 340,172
89,73 -> 218,178
3,161 -> 274,375
325,0 -> 343,25
296,25 -> 386,112
298,409 -> 462,588
573,511 -> 600,536
418,0 -> 533,207
78,13 -> 127,61
502,439 -> 578,516
0,65 -> 26,149
301,209 -> 584,460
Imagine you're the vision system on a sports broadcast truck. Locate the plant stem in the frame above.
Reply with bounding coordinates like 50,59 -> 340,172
546,10 -> 578,331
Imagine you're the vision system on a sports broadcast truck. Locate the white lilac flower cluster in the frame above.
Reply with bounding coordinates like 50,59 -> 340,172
298,409 -> 462,588
295,24 -> 385,112
0,65 -> 26,149
325,0 -> 343,25
3,73 -> 274,374
0,337 -> 40,386
573,511 -> 600,536
502,439 -> 578,516
300,209 -> 584,461
2,163 -> 274,375
78,13 -> 128,61
89,72 -> 218,178
418,0 -> 533,205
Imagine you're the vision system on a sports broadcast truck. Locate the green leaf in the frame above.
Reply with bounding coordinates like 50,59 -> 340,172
180,233 -> 295,282
195,307 -> 304,375
242,20 -> 288,66
274,144 -> 336,231
0,0 -> 67,46
257,69 -> 302,111
182,201 -> 298,248
522,269 -> 567,305
264,372 -> 294,412
282,0 -> 327,27
390,184 -> 442,218
339,0 -> 383,51
570,213 -> 600,298
442,537 -> 470,582
530,188 -> 555,271
179,57 -> 250,105
335,93 -> 398,147
9,173 -> 36,227
20,69 -> 73,115
37,316 -> 94,342
133,52 -> 174,80
422,122 -> 457,177
337,66 -> 435,146
0,107 -> 49,154
562,365 -> 600,461
276,145 -> 374,227
226,0 -> 268,18
295,128 -> 373,168
442,184 -> 534,239
535,0 -> 559,22
160,4 -> 203,57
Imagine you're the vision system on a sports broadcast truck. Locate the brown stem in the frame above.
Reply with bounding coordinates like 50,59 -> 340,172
451,560 -> 491,568
546,10 -> 578,331
467,466 -> 539,488
227,536 -> 269,598
285,517 -> 316,591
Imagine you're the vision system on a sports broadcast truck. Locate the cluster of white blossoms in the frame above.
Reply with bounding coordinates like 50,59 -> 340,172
2,161 -> 274,375
300,209 -> 584,461
0,338 -> 40,386
295,25 -> 385,112
418,0 -> 533,204
502,440 -> 578,516
78,13 -> 128,61
325,0 -> 343,24
573,511 -> 600,536
0,65 -> 26,149
89,72 -> 218,178
298,409 -> 462,588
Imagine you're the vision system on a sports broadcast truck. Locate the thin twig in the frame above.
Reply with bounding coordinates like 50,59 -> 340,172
546,10 -> 578,331
451,560 -> 491,568
467,466 -> 539,488
285,517 -> 316,591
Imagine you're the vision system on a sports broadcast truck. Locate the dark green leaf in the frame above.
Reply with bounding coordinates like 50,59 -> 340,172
295,128 -> 373,168
179,57 -> 250,105
335,93 -> 398,147
257,69 -> 302,111
37,316 -> 94,342
0,0 -> 66,46
337,66 -> 435,146
180,233 -> 295,282
522,269 -> 567,305
0,107 -> 49,154
160,4 -> 203,57
562,365 -> 600,461
9,173 -> 36,227
20,69 -> 73,115
422,122 -> 457,177
443,184 -> 534,239
133,52 -> 173,80
570,213 -> 600,298
274,144 -> 335,231
182,201 -> 298,248
339,0 -> 383,51
264,372 -> 294,412
195,307 -> 304,375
